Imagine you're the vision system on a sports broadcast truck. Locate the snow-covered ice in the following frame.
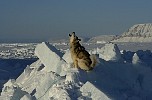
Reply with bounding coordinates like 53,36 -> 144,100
97,43 -> 122,61
80,81 -> 110,100
62,49 -> 73,64
35,42 -> 67,76
132,53 -> 141,64
1,42 -> 152,100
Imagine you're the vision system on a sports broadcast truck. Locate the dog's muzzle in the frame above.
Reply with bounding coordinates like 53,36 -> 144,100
69,32 -> 75,37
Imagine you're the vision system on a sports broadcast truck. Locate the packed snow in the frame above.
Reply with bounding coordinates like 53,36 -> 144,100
1,41 -> 152,100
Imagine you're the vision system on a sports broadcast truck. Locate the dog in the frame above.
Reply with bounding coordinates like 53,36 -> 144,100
69,32 -> 97,71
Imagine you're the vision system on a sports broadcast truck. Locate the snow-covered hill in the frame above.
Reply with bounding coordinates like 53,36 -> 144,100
112,23 -> 152,42
1,42 -> 152,100
88,35 -> 116,43
122,23 -> 152,37
48,37 -> 90,43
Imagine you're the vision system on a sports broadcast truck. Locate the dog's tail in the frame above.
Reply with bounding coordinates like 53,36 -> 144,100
90,54 -> 97,68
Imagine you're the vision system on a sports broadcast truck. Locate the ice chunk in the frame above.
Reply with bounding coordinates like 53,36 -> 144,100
20,94 -> 32,100
97,43 -> 122,61
80,81 -> 110,100
35,42 -> 67,76
65,69 -> 80,83
10,88 -> 28,100
132,53 -> 141,64
1,79 -> 16,96
34,72 -> 62,99
1,79 -> 28,100
65,68 -> 87,84
49,86 -> 71,100
62,49 -> 73,64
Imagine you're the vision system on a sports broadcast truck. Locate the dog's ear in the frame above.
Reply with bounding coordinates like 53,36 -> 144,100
72,32 -> 75,35
69,34 -> 71,37
78,39 -> 81,41
76,36 -> 81,41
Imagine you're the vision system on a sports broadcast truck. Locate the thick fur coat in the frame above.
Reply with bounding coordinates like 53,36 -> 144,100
69,32 -> 97,71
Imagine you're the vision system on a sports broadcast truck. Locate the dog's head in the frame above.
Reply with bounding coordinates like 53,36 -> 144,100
69,32 -> 81,43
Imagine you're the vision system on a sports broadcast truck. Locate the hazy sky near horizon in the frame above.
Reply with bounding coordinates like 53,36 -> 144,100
0,0 -> 152,42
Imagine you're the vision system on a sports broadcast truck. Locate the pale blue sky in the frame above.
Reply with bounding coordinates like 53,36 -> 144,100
0,0 -> 152,42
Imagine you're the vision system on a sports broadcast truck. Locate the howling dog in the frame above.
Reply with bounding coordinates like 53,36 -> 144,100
69,32 -> 97,71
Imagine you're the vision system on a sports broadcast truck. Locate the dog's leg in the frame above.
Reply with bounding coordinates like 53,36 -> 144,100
73,59 -> 78,68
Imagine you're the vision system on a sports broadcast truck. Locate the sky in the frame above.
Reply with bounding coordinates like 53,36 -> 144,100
0,0 -> 152,42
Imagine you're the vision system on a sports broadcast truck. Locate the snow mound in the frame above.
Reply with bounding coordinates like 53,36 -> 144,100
97,43 -> 122,61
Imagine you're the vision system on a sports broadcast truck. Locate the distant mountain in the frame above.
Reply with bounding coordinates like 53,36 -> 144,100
48,37 -> 90,43
122,23 -> 152,37
48,35 -> 117,44
48,38 -> 69,43
112,23 -> 152,42
48,23 -> 152,43
79,37 -> 90,42
88,35 -> 117,43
